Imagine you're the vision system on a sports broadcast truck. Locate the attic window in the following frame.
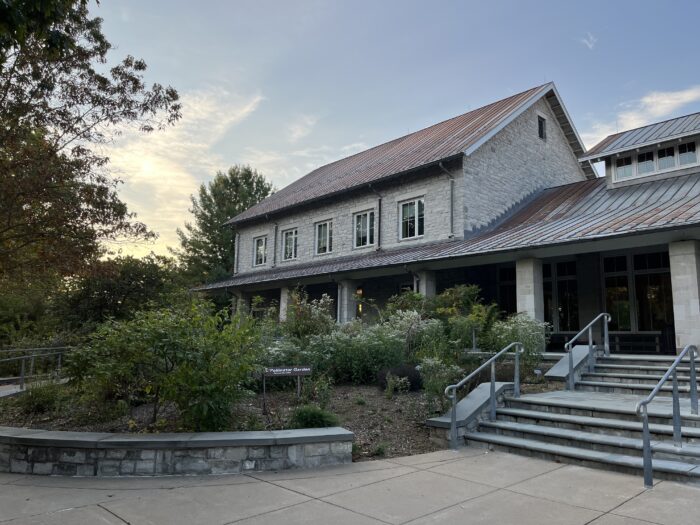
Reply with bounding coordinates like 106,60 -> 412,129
679,142 -> 697,166
538,116 -> 547,140
615,156 -> 633,180
658,147 -> 676,170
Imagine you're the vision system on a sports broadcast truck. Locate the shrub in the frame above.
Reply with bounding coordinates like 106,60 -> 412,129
15,381 -> 68,415
377,364 -> 422,391
301,374 -> 333,409
289,405 -> 339,428
67,300 -> 261,431
281,289 -> 335,345
384,374 -> 410,399
418,357 -> 465,412
482,313 -> 548,379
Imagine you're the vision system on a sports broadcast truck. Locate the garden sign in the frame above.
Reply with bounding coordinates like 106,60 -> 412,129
262,366 -> 312,414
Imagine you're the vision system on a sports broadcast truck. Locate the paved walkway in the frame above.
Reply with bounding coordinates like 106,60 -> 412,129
1,449 -> 699,524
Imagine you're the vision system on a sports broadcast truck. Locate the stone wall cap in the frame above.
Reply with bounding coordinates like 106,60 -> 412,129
0,426 -> 354,449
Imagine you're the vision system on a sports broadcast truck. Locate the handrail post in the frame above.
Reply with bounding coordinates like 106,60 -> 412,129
513,345 -> 521,398
567,345 -> 574,391
490,360 -> 496,421
588,326 -> 594,373
20,358 -> 25,391
690,347 -> 698,416
449,389 -> 458,450
603,315 -> 610,357
672,370 -> 682,447
642,405 -> 653,488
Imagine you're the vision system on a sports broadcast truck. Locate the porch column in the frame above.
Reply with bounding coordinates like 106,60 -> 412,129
669,241 -> 700,350
337,280 -> 358,323
279,286 -> 290,322
416,270 -> 436,297
232,290 -> 251,315
516,258 -> 544,321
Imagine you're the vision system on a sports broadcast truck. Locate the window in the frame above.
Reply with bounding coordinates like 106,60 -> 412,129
354,211 -> 375,248
538,116 -> 547,140
282,228 -> 297,261
315,220 -> 333,254
400,198 -> 425,239
542,261 -> 579,332
679,142 -> 697,166
253,236 -> 267,266
658,147 -> 675,170
615,156 -> 633,180
637,151 -> 655,175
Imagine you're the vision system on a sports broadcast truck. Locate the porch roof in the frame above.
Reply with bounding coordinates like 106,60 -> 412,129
197,173 -> 700,290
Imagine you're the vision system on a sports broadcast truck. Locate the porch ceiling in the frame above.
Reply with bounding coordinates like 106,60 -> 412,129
197,173 -> 700,291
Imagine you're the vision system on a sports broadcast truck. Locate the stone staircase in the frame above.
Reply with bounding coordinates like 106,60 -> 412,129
461,354 -> 700,483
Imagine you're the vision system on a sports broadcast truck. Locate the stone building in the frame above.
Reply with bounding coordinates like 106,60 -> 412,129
199,82 -> 700,354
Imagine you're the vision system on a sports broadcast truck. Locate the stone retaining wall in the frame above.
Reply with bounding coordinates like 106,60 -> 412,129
0,426 -> 353,476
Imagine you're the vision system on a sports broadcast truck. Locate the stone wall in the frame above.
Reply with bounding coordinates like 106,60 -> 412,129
462,97 -> 587,234
235,162 -> 464,275
0,427 -> 353,477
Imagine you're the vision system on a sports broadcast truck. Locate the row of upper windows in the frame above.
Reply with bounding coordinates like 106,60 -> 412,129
613,140 -> 698,182
251,197 -> 425,266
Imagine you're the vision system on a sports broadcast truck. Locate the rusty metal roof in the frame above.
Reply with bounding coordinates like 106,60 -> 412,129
228,83 -> 593,225
198,172 -> 700,290
582,111 -> 700,161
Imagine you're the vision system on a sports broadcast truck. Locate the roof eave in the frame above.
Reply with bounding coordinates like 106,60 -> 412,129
580,129 -> 700,162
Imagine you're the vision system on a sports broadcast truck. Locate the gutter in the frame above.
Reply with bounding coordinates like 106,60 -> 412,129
438,161 -> 455,238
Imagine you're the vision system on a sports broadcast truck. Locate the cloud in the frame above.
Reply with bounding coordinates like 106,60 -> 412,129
581,85 -> 700,148
580,32 -> 597,50
104,88 -> 264,257
287,114 -> 318,142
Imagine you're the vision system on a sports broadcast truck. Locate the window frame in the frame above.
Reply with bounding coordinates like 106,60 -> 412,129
679,141 -> 697,166
314,220 -> 333,255
353,209 -> 375,249
281,228 -> 298,261
537,115 -> 547,141
398,197 -> 425,241
612,140 -> 700,182
253,235 -> 267,267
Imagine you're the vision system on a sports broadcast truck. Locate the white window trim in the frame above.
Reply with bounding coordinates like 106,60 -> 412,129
613,140 -> 699,182
314,219 -> 333,255
353,209 -> 375,249
398,197 -> 425,241
281,228 -> 298,261
253,235 -> 267,267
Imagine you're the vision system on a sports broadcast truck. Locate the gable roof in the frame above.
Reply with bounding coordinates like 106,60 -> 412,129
581,111 -> 700,161
228,82 -> 594,226
199,172 -> 700,290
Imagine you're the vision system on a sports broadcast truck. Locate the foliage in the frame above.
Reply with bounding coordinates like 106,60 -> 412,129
418,357 -> 465,412
67,300 -> 260,431
377,364 -> 422,392
482,313 -> 548,379
281,289 -> 335,345
14,381 -> 68,415
384,374 -> 410,399
301,374 -> 334,410
175,165 -> 274,283
289,405 -> 339,429
53,254 -> 184,330
385,291 -> 428,317
0,2 -> 180,281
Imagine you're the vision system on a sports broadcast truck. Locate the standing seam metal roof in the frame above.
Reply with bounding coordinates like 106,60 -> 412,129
582,112 -> 700,160
228,84 -> 560,225
197,172 -> 700,290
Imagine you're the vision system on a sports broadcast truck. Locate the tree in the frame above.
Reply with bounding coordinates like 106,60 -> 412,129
175,165 -> 273,283
54,255 -> 184,329
0,2 -> 181,280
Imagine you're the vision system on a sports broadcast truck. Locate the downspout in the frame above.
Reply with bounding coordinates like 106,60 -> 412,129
438,162 -> 455,238
368,183 -> 383,250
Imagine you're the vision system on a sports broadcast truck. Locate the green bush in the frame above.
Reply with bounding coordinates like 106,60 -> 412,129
418,357 -> 465,412
482,313 -> 548,379
377,364 -> 422,391
15,381 -> 68,415
289,405 -> 339,428
67,300 -> 261,431
281,289 -> 335,345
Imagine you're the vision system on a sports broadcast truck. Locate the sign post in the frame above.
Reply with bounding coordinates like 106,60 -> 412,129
262,366 -> 312,415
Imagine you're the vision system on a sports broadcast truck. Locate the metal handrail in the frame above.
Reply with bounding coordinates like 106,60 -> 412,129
635,344 -> 698,488
0,349 -> 71,391
565,313 -> 611,390
444,341 -> 524,449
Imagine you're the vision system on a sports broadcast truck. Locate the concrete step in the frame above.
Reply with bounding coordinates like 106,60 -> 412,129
595,364 -> 694,375
597,355 -> 700,368
583,372 -> 695,385
480,419 -> 700,464
575,380 -> 697,396
496,407 -> 700,443
464,432 -> 700,482
504,395 -> 700,427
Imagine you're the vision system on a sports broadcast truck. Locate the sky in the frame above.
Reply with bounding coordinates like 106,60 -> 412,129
95,0 -> 700,257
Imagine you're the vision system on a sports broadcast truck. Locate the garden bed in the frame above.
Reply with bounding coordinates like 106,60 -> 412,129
0,383 -> 442,461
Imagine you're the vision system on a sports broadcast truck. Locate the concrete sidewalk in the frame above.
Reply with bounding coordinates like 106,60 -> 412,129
1,449 -> 699,524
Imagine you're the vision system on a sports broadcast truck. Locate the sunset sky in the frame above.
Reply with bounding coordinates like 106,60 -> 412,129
96,0 -> 700,257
